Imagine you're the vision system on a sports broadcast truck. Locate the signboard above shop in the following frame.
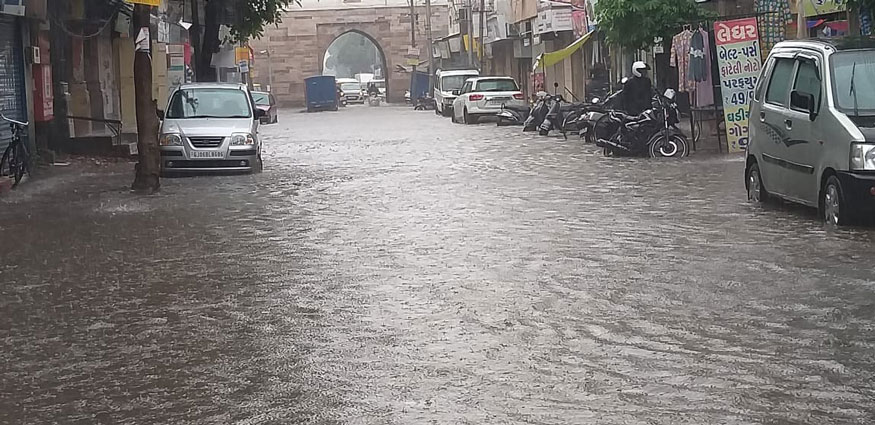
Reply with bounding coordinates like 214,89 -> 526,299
803,0 -> 846,17
535,0 -> 573,34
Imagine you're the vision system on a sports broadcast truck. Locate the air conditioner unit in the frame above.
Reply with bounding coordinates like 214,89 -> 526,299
507,23 -> 520,38
26,46 -> 40,64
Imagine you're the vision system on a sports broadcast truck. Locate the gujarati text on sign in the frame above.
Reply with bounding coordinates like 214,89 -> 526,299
714,18 -> 761,153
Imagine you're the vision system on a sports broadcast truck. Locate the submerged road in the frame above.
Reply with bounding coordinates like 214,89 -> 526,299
2,105 -> 875,424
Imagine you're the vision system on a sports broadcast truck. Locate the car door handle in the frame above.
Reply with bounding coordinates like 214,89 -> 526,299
784,119 -> 793,130
759,111 -> 766,122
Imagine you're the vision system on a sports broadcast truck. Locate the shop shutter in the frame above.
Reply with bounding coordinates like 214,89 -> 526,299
0,15 -> 26,153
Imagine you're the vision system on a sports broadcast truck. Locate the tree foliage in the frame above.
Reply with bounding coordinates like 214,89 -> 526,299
595,0 -> 715,49
228,0 -> 301,42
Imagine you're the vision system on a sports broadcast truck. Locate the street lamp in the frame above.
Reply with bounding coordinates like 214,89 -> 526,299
259,49 -> 273,92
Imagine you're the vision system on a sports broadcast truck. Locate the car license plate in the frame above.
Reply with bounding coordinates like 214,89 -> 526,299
190,150 -> 224,159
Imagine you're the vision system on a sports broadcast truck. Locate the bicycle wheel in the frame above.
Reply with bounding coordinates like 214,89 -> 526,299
12,142 -> 28,185
0,144 -> 11,178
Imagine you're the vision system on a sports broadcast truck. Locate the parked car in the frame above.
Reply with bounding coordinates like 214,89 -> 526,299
746,38 -> 875,225
158,83 -> 264,174
451,77 -> 526,124
434,69 -> 479,116
251,91 -> 278,124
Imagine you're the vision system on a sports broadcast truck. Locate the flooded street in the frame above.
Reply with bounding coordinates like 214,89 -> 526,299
2,106 -> 875,424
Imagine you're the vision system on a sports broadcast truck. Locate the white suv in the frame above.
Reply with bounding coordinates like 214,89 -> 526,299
451,77 -> 526,124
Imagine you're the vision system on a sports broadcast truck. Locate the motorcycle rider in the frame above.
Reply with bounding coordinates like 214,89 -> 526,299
621,61 -> 653,116
367,82 -> 380,98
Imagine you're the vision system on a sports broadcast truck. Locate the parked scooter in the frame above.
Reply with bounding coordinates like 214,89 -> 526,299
413,95 -> 436,110
596,88 -> 690,158
496,103 -> 531,126
523,92 -> 551,131
538,93 -> 568,136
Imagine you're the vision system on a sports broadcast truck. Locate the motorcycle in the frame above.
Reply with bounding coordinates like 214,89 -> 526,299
565,89 -> 625,142
368,94 -> 382,106
596,88 -> 690,158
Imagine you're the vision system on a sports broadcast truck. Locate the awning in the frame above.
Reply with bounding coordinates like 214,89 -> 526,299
533,30 -> 595,69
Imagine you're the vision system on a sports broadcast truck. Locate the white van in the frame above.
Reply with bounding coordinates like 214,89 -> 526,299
434,69 -> 480,117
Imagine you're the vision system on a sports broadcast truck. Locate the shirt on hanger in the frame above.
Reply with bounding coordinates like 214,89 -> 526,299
670,29 -> 695,92
688,28 -> 714,107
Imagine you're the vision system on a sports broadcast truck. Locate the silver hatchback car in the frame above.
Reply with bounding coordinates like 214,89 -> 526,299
746,39 -> 875,225
159,83 -> 265,174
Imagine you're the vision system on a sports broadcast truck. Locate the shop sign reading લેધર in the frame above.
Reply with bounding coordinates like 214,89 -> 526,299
714,18 -> 761,153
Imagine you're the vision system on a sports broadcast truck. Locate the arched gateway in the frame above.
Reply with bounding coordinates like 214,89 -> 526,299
249,2 -> 448,106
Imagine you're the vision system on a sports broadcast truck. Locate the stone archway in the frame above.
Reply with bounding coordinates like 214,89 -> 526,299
315,20 -> 403,102
321,29 -> 390,97
250,5 -> 448,106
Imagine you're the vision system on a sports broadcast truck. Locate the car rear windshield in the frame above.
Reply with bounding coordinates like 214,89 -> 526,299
167,88 -> 252,119
251,92 -> 269,105
831,50 -> 875,115
441,75 -> 474,91
476,79 -> 519,92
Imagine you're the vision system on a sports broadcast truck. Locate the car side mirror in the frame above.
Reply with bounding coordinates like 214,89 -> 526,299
156,109 -> 164,120
254,108 -> 266,119
451,89 -> 460,96
791,90 -> 817,121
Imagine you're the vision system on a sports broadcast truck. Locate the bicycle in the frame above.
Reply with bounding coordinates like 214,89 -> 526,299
0,113 -> 30,187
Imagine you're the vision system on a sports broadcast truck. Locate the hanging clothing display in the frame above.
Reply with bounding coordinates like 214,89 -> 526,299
755,0 -> 791,58
688,28 -> 714,107
861,4 -> 873,36
670,29 -> 695,93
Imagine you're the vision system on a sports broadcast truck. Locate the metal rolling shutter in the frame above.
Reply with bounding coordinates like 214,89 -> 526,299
0,15 -> 26,153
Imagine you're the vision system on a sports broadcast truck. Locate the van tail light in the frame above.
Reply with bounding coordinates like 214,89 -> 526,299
469,94 -> 484,101
513,93 -> 524,100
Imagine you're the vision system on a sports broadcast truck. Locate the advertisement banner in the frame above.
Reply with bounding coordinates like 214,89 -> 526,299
803,0 -> 846,17
127,0 -> 161,6
714,18 -> 761,153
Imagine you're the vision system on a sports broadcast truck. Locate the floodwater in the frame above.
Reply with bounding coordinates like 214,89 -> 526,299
2,106 -> 875,424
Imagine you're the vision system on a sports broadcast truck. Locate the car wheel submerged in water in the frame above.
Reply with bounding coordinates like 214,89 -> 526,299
746,162 -> 768,204
822,175 -> 851,226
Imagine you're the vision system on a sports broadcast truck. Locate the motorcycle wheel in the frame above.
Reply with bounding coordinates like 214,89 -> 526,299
648,132 -> 690,158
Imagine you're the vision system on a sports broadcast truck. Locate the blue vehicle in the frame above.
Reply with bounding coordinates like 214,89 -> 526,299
305,75 -> 338,112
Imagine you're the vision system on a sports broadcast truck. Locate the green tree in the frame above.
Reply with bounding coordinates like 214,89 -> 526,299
192,0 -> 300,82
595,0 -> 714,49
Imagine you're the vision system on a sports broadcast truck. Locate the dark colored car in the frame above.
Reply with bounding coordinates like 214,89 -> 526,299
252,91 -> 278,124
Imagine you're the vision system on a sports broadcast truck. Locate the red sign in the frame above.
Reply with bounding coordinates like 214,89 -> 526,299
32,64 -> 54,122
715,18 -> 759,45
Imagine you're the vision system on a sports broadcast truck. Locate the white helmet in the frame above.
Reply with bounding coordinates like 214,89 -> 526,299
632,61 -> 650,78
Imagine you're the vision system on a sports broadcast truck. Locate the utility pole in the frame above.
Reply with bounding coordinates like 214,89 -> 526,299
425,0 -> 434,93
131,4 -> 160,193
466,0 -> 474,67
479,0 -> 485,70
409,0 -> 416,47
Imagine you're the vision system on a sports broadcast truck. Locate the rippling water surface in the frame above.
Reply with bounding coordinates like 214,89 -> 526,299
2,106 -> 875,424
